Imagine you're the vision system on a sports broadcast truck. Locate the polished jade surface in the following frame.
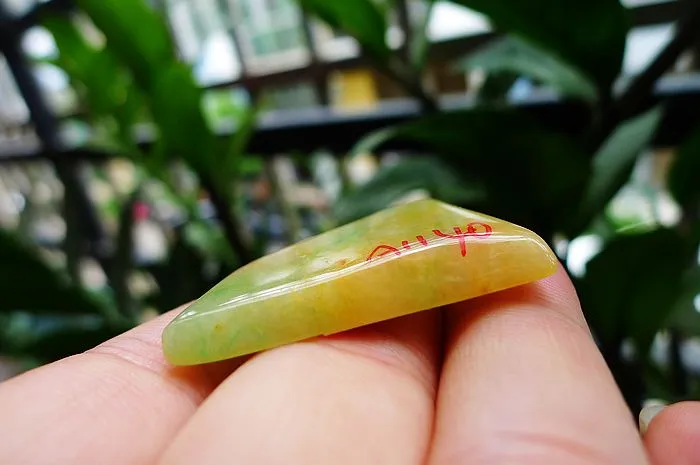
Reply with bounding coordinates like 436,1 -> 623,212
162,199 -> 557,365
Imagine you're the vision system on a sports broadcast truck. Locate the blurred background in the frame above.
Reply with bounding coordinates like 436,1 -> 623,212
1,0 -> 700,415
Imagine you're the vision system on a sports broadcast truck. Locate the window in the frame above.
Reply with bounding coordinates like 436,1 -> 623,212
275,27 -> 303,50
233,0 -> 307,63
165,0 -> 243,83
624,23 -> 676,76
264,0 -> 283,11
427,2 -> 491,41
239,0 -> 251,20
252,32 -> 277,55
166,0 -> 201,62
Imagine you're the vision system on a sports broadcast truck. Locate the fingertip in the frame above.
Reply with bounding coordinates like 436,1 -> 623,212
90,306 -> 247,395
430,260 -> 647,465
640,402 -> 666,435
484,261 -> 577,308
515,262 -> 581,314
89,308 -> 181,374
446,260 -> 587,337
644,401 -> 700,465
158,309 -> 442,465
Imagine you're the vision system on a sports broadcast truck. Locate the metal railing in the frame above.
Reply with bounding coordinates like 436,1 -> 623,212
0,0 -> 697,164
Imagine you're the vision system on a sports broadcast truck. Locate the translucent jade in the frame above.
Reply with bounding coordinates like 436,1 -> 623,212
162,199 -> 557,365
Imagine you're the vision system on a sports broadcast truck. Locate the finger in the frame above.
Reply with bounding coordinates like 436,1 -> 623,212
159,309 -> 441,465
429,266 -> 649,465
643,401 -> 700,465
0,307 -> 245,465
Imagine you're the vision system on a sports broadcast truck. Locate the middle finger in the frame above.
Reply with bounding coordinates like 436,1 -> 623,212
159,310 -> 440,465
429,267 -> 648,465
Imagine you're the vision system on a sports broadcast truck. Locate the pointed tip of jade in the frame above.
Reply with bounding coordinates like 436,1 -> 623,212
162,199 -> 558,366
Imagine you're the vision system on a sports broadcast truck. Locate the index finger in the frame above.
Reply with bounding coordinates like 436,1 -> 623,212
428,265 -> 650,465
0,306 -> 245,465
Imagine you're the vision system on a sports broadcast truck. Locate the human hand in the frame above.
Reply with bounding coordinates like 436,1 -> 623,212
0,265 -> 697,464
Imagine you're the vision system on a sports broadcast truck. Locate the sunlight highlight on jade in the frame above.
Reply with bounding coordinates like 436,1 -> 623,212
162,199 -> 558,365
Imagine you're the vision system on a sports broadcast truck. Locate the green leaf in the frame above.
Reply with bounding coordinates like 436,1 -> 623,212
206,102 -> 260,192
475,72 -> 520,105
0,229 -> 107,316
183,221 -> 237,268
238,156 -> 265,177
115,85 -> 148,140
350,109 -> 589,228
297,0 -> 389,61
73,0 -> 175,88
43,14 -> 145,154
351,126 -> 399,157
48,4 -> 234,185
334,157 -> 486,224
370,0 -> 395,15
456,36 -> 598,102
574,106 -> 663,234
220,105 -> 260,185
580,228 -> 685,356
447,0 -> 628,89
43,15 -> 131,116
669,127 -> 700,206
410,0 -> 437,71
149,63 -> 215,172
667,267 -> 700,336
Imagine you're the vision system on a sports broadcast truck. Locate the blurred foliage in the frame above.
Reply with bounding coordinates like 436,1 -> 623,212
447,0 -> 629,91
0,229 -> 129,365
409,0 -> 436,71
0,229 -> 113,318
297,0 -> 700,410
1,0 -> 257,368
334,157 -> 486,223
297,0 -> 390,62
2,0 -> 700,415
455,36 -> 598,102
580,228 -> 686,356
350,109 -> 589,229
572,106 -> 664,235
670,126 -> 700,208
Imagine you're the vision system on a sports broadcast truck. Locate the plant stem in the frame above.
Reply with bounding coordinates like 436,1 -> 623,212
112,192 -> 138,320
396,0 -> 413,65
200,176 -> 254,265
669,328 -> 689,398
62,177 -> 83,284
385,57 -> 438,114
264,158 -> 303,244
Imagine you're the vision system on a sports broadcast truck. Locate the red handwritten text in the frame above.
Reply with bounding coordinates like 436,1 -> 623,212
366,222 -> 493,262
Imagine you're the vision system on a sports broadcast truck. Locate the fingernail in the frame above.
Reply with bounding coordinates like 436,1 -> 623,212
639,403 -> 666,435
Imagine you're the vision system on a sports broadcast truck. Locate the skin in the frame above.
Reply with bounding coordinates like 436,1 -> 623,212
0,265 -> 698,464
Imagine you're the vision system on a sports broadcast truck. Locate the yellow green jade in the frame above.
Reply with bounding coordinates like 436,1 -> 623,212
162,199 -> 557,365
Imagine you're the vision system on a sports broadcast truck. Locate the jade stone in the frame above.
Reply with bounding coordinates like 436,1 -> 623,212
162,199 -> 558,365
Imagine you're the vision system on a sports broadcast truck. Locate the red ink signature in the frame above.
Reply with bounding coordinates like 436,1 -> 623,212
366,223 -> 493,262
